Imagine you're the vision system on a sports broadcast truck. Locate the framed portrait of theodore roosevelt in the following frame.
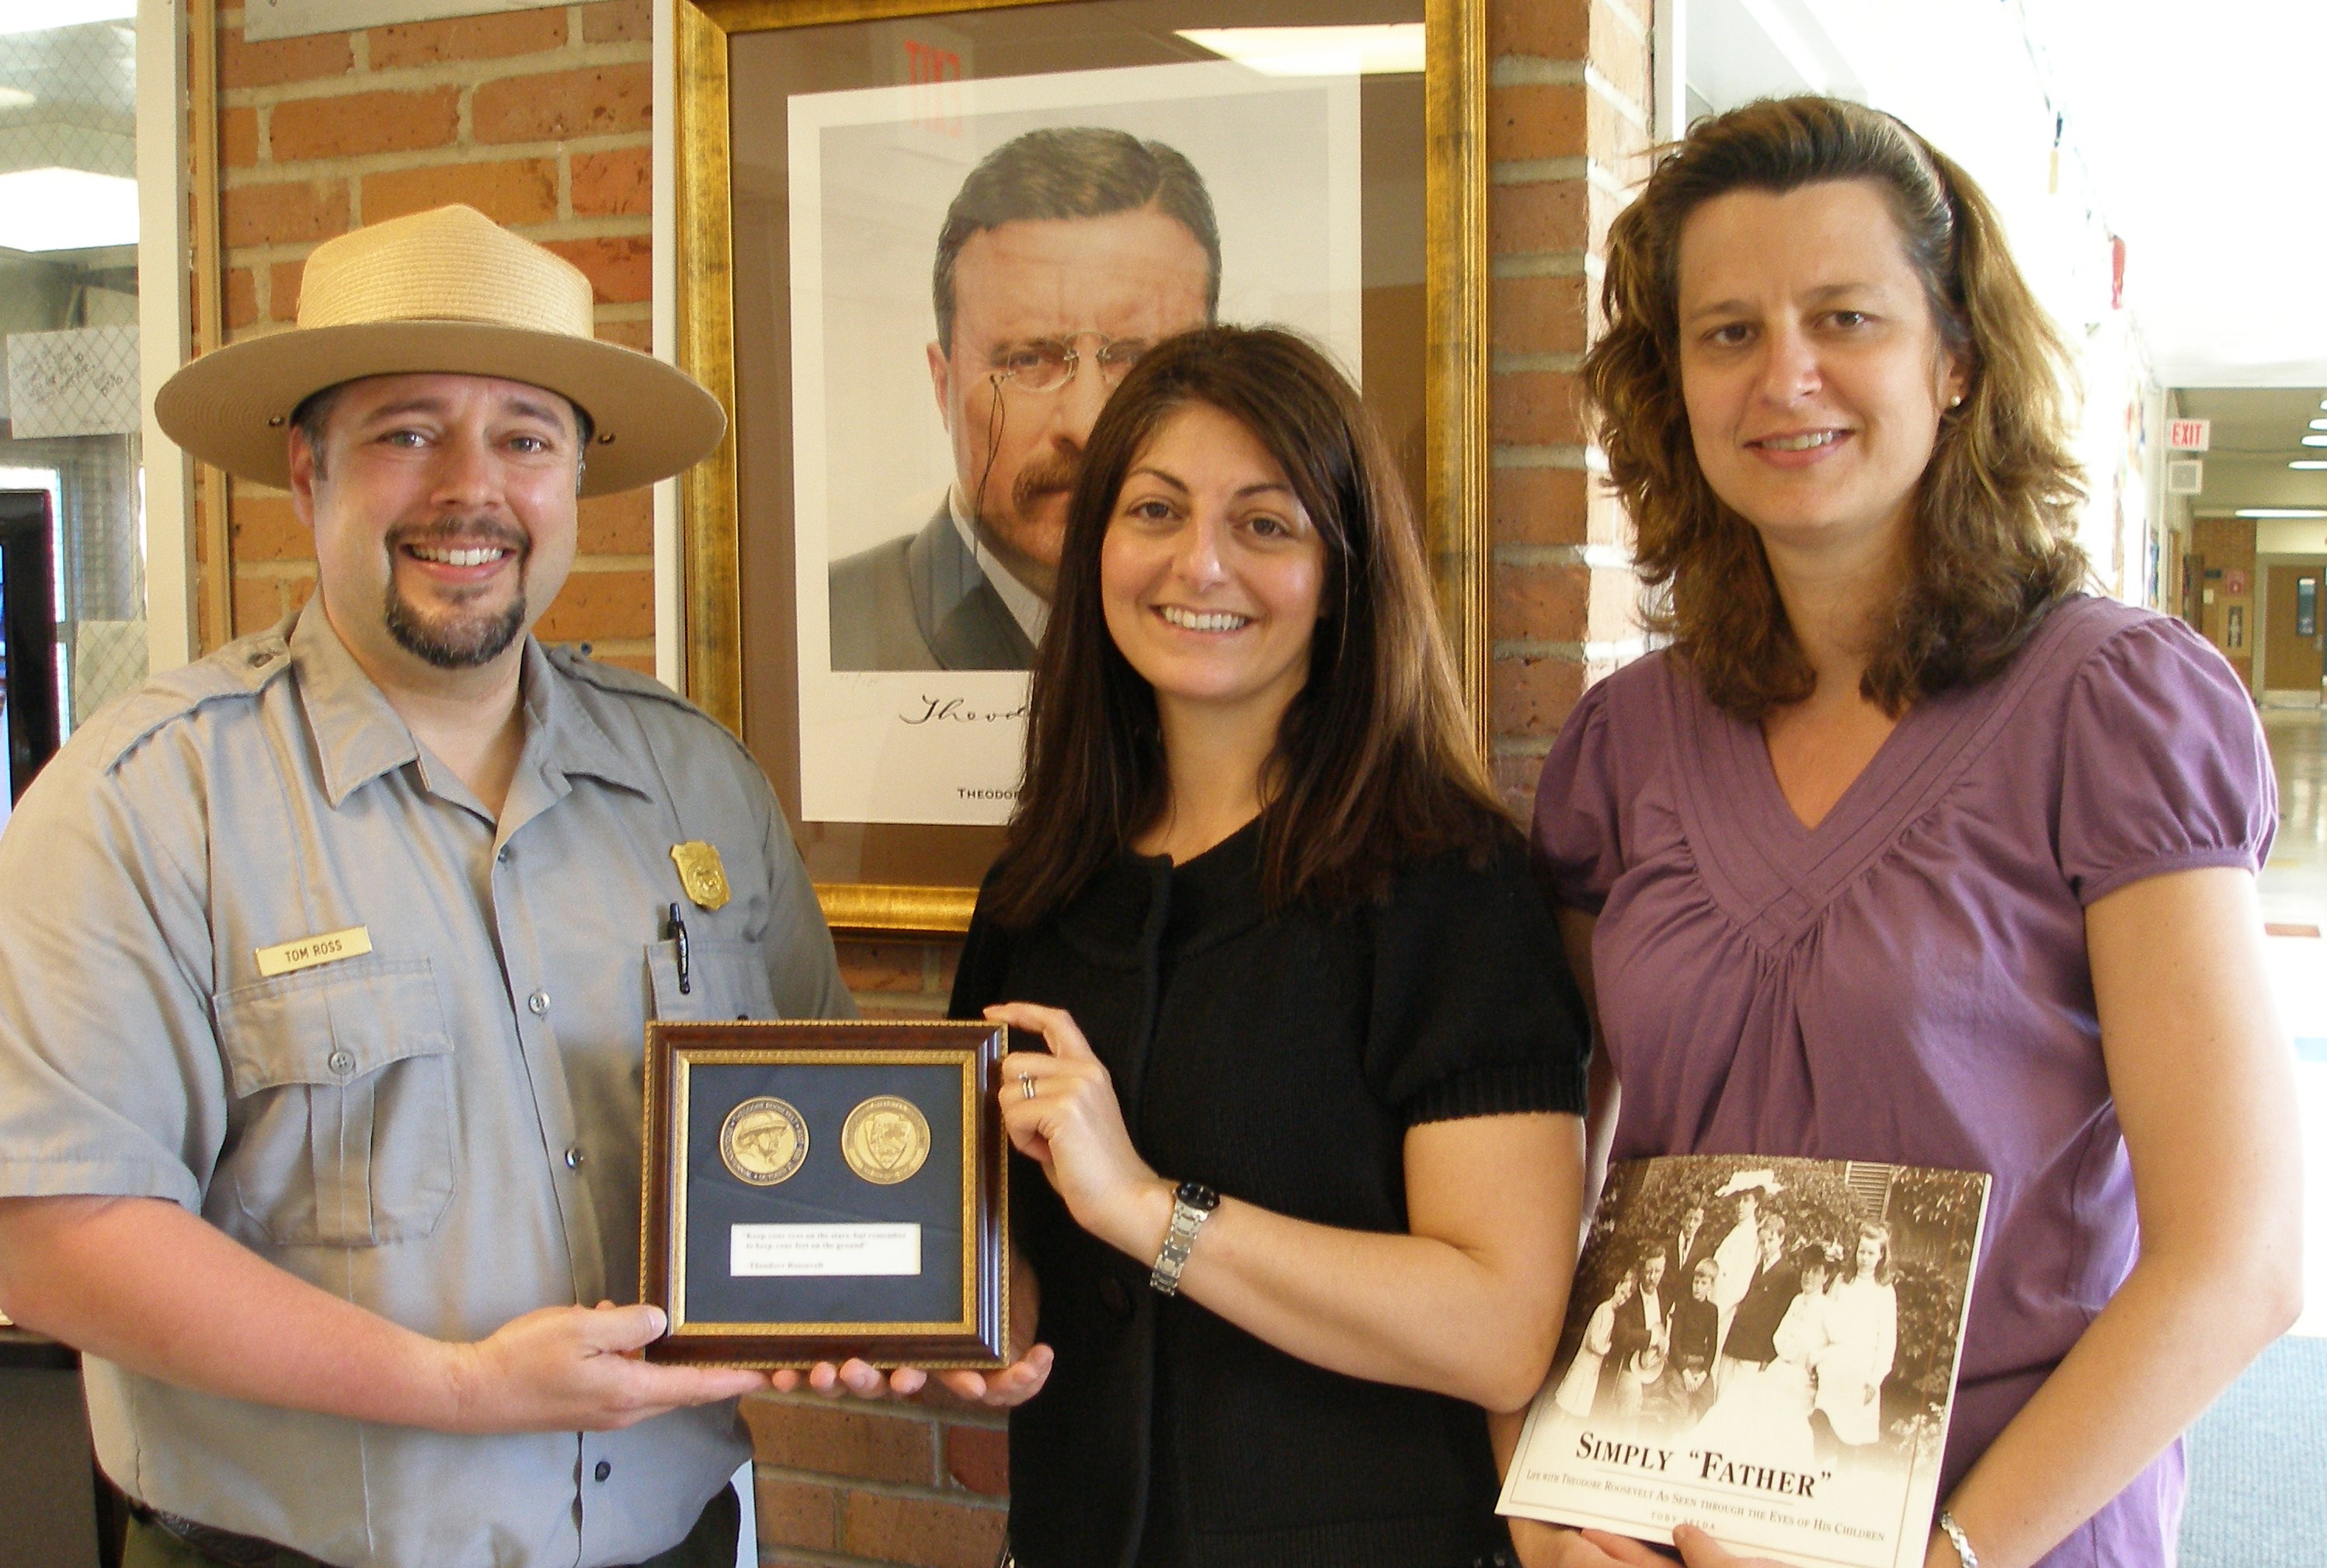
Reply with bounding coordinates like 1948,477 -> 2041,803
676,0 -> 1489,936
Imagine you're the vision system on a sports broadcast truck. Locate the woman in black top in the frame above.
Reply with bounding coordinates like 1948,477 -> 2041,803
952,327 -> 1591,1568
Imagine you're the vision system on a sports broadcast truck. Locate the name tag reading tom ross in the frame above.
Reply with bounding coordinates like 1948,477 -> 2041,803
253,925 -> 373,979
641,1019 -> 1010,1370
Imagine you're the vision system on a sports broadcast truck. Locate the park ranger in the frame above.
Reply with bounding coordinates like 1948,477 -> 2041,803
0,205 -> 851,1568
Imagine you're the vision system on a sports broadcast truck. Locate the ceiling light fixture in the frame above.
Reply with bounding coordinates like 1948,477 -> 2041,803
1176,24 -> 1426,76
0,0 -> 134,36
0,87 -> 35,111
2234,508 -> 2327,519
0,167 -> 138,251
2290,461 -> 2327,471
2305,435 -> 2327,447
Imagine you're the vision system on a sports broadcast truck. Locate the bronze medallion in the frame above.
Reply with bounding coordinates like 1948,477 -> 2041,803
840,1095 -> 931,1185
670,840 -> 732,911
719,1097 -> 808,1186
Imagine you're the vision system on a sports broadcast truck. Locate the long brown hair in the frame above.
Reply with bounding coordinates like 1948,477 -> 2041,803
983,326 -> 1505,928
1585,96 -> 2089,716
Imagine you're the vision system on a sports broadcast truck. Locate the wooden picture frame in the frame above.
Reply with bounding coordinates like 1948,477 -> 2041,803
642,1018 -> 1011,1368
674,0 -> 1487,938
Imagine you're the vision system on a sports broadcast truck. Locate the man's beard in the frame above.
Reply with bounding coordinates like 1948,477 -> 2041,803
382,518 -> 530,669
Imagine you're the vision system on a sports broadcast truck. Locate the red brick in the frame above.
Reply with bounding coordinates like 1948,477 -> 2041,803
224,267 -> 259,331
1491,273 -> 1591,356
232,572 -> 311,636
751,1475 -> 837,1551
231,494 -> 310,561
364,158 -> 559,227
1587,82 -> 1650,171
1488,83 -> 1586,164
583,0 -> 652,43
843,1492 -> 1007,1568
221,107 -> 260,169
572,145 -> 651,217
1490,0 -> 1588,57
1492,752 -> 1548,814
944,1424 -> 1009,1496
834,940 -> 927,993
270,87 -> 460,163
547,235 -> 652,304
472,64 -> 652,144
367,10 -> 567,70
223,179 -> 349,249
1493,651 -> 1587,736
1594,19 -> 1653,113
1490,369 -> 1587,446
1490,178 -> 1587,257
1494,560 -> 1589,644
270,259 -> 305,322
1493,465 -> 1590,548
536,568 -> 653,640
594,316 -> 653,351
578,488 -> 653,555
742,1398 -> 932,1483
219,26 -> 351,90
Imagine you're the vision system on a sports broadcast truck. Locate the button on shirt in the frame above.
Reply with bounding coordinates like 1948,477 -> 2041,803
0,603 -> 852,1568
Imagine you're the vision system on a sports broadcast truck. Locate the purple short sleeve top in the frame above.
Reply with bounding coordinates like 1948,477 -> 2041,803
1531,596 -> 2276,1568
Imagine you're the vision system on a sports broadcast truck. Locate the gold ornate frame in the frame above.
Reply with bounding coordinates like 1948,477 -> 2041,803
675,0 -> 1488,937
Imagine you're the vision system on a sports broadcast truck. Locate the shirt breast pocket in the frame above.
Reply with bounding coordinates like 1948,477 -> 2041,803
648,938 -> 778,1022
212,958 -> 456,1248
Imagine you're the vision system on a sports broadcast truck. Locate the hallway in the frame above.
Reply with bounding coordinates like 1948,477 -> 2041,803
2258,707 -> 2327,1337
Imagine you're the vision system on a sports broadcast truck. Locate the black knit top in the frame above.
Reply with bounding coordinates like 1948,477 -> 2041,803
951,819 -> 1590,1568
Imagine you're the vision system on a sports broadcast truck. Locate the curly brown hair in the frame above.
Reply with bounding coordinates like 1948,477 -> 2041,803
1584,96 -> 2089,716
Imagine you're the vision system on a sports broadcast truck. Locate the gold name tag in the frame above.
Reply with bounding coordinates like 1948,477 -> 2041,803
254,925 -> 373,979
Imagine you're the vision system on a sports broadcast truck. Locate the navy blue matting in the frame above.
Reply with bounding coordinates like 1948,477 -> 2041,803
682,1059 -> 964,1326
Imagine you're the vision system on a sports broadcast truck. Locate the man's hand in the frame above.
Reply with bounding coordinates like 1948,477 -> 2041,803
443,1302 -> 770,1433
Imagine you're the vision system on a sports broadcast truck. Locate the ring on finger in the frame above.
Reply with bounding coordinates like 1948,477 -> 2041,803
1018,1072 -> 1037,1100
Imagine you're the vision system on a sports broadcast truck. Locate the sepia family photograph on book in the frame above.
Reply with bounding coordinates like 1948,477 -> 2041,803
1500,1154 -> 1991,1568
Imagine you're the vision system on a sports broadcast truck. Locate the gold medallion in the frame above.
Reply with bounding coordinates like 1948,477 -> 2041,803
718,1097 -> 808,1186
840,1096 -> 931,1185
670,841 -> 731,911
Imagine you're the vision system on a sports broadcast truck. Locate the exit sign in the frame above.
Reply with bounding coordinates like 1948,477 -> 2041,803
2168,419 -> 2210,450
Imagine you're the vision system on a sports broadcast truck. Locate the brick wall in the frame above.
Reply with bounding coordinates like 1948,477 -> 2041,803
181,2 -> 1646,1559
1485,0 -> 1652,808
200,0 -> 658,672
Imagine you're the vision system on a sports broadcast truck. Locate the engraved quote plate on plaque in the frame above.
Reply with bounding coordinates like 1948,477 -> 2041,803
642,1020 -> 1010,1368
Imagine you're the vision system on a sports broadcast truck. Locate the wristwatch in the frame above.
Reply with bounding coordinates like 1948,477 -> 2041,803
1148,1180 -> 1220,1296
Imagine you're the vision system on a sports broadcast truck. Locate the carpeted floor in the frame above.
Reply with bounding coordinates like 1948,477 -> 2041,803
2178,1333 -> 2327,1566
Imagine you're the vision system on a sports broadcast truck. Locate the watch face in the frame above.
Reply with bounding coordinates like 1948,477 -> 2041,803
1176,1180 -> 1221,1212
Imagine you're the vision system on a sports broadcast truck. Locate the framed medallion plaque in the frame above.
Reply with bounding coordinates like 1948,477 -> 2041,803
642,1019 -> 1010,1368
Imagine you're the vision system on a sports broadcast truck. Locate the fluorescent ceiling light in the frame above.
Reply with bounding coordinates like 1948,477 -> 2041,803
1177,25 -> 1426,77
0,167 -> 137,251
2310,419 -> 2327,431
2235,508 -> 2327,519
2290,461 -> 2327,471
0,87 -> 34,111
2305,435 -> 2327,447
0,0 -> 132,35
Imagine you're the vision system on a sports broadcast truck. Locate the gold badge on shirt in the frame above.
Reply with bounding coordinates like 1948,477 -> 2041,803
670,841 -> 730,911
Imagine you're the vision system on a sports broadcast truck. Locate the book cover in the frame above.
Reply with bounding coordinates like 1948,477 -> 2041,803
1499,1154 -> 1991,1568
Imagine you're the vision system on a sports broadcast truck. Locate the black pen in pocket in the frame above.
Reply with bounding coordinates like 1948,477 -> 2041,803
666,902 -> 691,994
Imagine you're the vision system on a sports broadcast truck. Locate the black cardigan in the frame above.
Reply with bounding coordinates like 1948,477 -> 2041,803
951,822 -> 1589,1568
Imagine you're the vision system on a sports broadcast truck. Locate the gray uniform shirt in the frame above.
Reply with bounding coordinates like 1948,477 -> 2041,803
0,602 -> 851,1567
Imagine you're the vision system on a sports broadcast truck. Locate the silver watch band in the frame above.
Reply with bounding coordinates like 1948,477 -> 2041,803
1149,1190 -> 1213,1295
1936,1508 -> 1980,1568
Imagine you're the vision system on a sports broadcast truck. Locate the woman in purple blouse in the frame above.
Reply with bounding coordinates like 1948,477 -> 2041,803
1518,98 -> 2302,1568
